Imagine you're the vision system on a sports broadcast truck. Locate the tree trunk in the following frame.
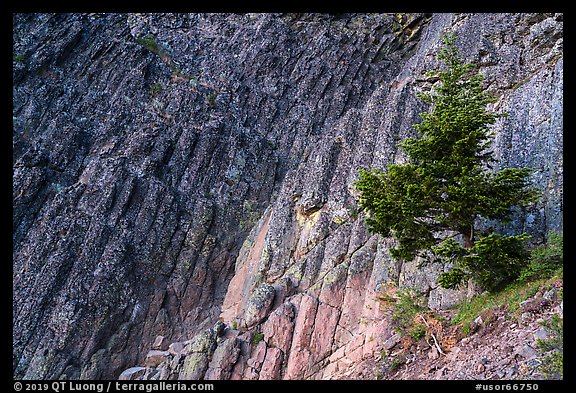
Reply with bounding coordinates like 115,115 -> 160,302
463,226 -> 474,249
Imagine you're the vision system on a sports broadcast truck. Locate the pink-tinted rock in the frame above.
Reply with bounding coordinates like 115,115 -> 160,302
347,334 -> 365,353
284,349 -> 312,380
262,302 -> 295,354
382,332 -> 401,351
322,361 -> 339,379
362,334 -> 379,358
328,345 -> 346,363
229,356 -> 246,380
167,341 -> 188,356
243,340 -> 267,380
289,294 -> 318,351
144,350 -> 171,367
220,211 -> 272,324
309,303 -> 339,362
284,293 -> 323,379
246,340 -> 267,370
152,335 -> 168,350
346,346 -> 364,364
318,263 -> 348,307
242,366 -> 259,380
338,264 -> 371,335
259,347 -> 283,380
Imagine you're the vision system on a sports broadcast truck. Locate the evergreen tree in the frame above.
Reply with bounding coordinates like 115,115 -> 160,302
354,33 -> 539,292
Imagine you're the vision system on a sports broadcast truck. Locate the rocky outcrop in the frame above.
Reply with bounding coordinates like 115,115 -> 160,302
13,13 -> 562,380
389,281 -> 564,380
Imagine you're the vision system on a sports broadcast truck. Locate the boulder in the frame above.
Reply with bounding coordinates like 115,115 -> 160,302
144,350 -> 171,368
152,335 -> 168,351
179,323 -> 221,380
118,367 -> 146,380
243,284 -> 276,328
168,341 -> 189,356
204,338 -> 241,380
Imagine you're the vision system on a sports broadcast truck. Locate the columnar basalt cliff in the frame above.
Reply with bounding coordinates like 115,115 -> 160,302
13,13 -> 562,380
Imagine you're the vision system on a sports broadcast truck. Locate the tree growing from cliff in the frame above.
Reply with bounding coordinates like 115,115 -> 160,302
354,33 -> 540,292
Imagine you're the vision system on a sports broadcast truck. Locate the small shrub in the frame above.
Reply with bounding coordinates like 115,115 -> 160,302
391,288 -> 426,334
437,233 -> 531,292
390,355 -> 405,372
518,232 -> 563,283
409,325 -> 426,340
453,279 -> 542,336
252,332 -> 264,346
150,82 -> 162,97
452,236 -> 564,337
171,66 -> 197,83
348,205 -> 360,221
265,139 -> 277,150
511,78 -> 530,91
539,350 -> 563,380
536,314 -> 563,379
13,52 -> 26,63
206,90 -> 218,108
136,34 -> 161,54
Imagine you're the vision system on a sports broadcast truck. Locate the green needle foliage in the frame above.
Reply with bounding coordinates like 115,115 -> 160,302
354,33 -> 540,292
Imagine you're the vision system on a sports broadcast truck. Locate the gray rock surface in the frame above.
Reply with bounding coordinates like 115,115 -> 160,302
118,366 -> 146,380
13,13 -> 562,380
178,325 -> 219,380
242,284 -> 276,328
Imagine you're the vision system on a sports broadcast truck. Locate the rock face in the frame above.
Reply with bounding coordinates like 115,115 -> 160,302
13,13 -> 562,380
